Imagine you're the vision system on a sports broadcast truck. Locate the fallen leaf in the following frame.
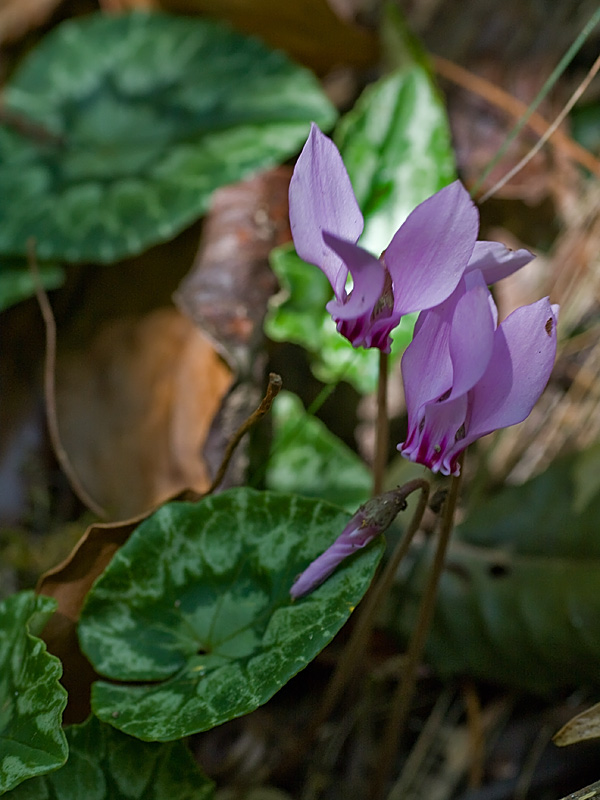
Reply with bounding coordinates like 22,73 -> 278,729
55,308 -> 233,520
0,0 -> 62,44
114,0 -> 378,75
36,514 -> 143,723
175,167 -> 291,487
554,701 -> 600,747
175,167 -> 291,375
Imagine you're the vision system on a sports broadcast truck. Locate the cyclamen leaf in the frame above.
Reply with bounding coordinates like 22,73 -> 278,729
265,391 -> 371,511
78,489 -> 383,741
390,449 -> 600,693
0,11 -> 335,263
6,716 -> 214,799
0,592 -> 67,795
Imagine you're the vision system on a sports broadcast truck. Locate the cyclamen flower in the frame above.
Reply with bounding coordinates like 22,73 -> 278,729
290,488 -> 408,599
398,269 -> 559,476
288,123 -> 534,353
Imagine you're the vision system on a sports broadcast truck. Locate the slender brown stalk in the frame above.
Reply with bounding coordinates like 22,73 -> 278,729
373,350 -> 389,496
370,457 -> 464,799
28,239 -> 107,518
306,479 -> 430,742
201,372 -> 282,497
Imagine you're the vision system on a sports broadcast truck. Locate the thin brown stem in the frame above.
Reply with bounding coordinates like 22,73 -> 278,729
28,239 -> 107,518
299,480 -> 429,752
371,457 -> 464,799
200,373 -> 283,497
373,350 -> 389,496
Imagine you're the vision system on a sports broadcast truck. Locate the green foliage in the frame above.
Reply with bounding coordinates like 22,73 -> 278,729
0,259 -> 64,312
266,391 -> 371,511
391,449 -> 600,693
6,716 -> 214,799
265,21 -> 455,391
0,592 -> 67,796
0,11 -> 335,263
78,489 -> 383,740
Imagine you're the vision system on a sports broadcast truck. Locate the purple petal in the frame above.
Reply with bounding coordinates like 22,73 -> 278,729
322,233 -> 385,320
467,241 -> 535,285
401,299 -> 453,426
446,271 -> 496,399
450,298 -> 559,454
400,394 -> 468,476
385,180 -> 478,315
289,123 -> 364,299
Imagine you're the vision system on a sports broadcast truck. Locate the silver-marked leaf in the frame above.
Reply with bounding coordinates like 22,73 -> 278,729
6,715 -> 214,799
0,12 -> 335,263
265,391 -> 371,511
78,488 -> 383,740
391,450 -> 600,693
0,592 -> 67,795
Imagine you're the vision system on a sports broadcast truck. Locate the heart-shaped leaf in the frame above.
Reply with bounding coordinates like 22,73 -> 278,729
6,716 -> 214,799
78,488 -> 383,740
0,592 -> 67,795
390,449 -> 600,693
265,391 -> 371,511
0,11 -> 335,263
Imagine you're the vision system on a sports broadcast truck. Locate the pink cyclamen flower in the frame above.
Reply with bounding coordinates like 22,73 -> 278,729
288,123 -> 535,353
398,268 -> 559,476
290,488 -> 408,599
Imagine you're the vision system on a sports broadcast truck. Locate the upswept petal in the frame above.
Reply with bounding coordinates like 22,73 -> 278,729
446,271 -> 495,399
289,123 -> 364,299
449,297 -> 559,456
385,180 -> 479,315
401,299 -> 453,426
323,233 -> 386,320
467,241 -> 535,285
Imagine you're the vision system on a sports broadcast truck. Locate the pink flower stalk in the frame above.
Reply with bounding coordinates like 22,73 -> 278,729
398,269 -> 559,476
290,488 -> 408,599
288,123 -> 535,353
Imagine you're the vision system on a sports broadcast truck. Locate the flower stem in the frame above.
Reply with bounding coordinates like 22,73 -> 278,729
370,459 -> 464,799
307,479 -> 430,742
373,350 -> 389,496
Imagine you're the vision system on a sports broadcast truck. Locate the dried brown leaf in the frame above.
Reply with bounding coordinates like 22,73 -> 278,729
55,308 -> 233,519
175,167 -> 291,376
554,701 -> 600,747
143,0 -> 378,75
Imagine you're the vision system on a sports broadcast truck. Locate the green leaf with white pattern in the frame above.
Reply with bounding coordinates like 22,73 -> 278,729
0,11 -> 335,263
0,258 -> 64,312
0,592 -> 67,796
5,716 -> 214,800
78,488 -> 383,741
265,391 -> 371,511
390,449 -> 600,693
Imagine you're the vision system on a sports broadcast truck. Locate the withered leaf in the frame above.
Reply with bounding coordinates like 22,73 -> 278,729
56,308 -> 233,520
